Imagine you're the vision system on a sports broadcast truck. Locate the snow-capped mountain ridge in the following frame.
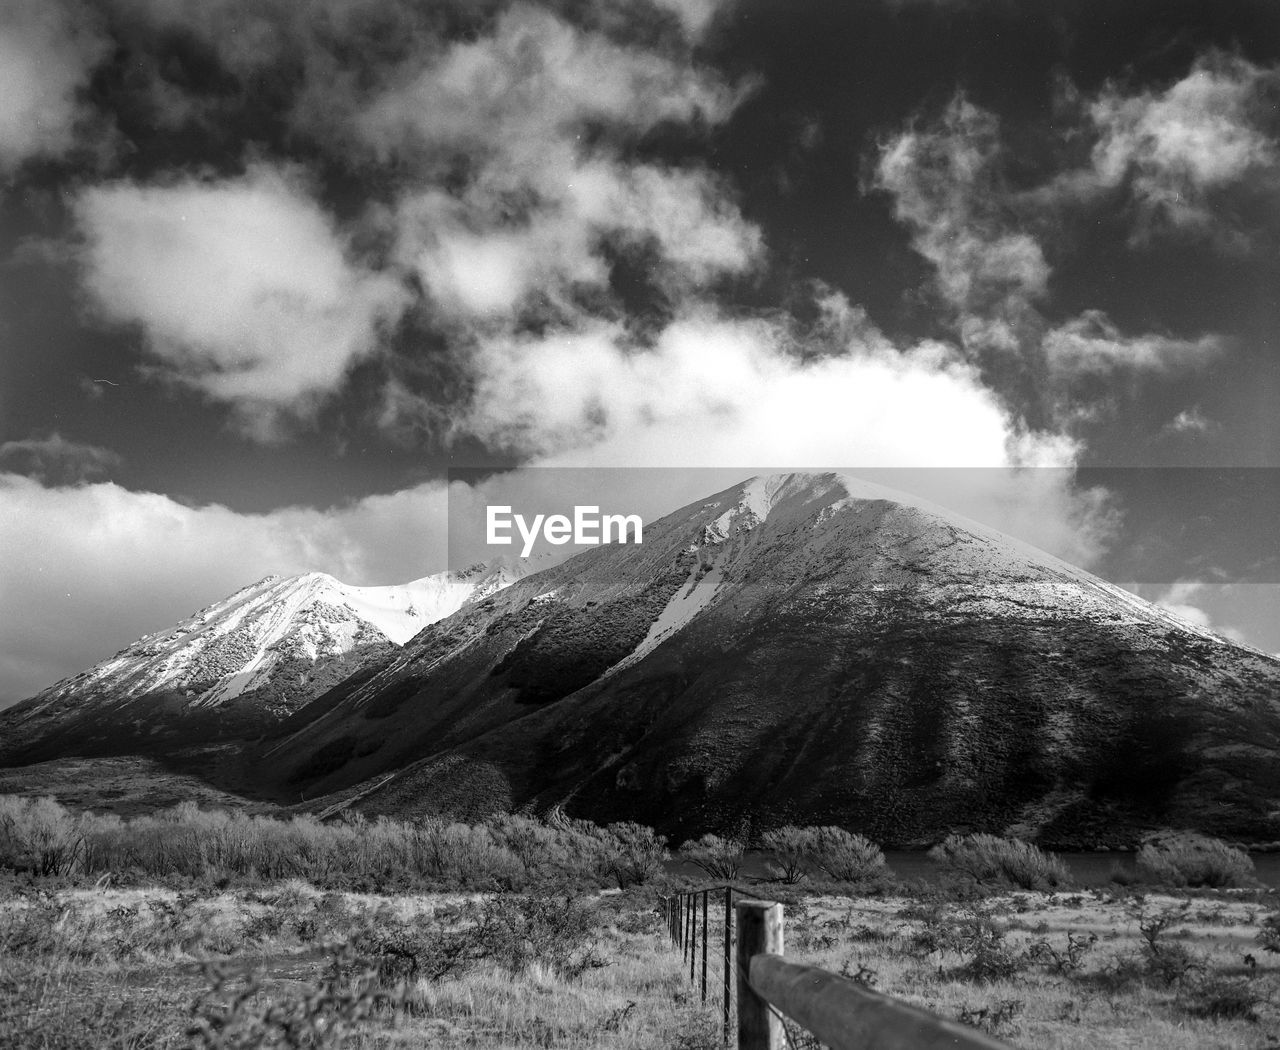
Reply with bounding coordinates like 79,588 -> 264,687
702,472 -> 1225,645
261,471 -> 1280,844
16,561 -> 526,723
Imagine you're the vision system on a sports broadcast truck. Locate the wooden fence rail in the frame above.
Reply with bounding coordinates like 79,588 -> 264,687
734,899 -> 1016,1050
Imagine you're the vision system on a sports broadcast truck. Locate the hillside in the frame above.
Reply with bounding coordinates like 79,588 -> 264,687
256,473 -> 1280,847
0,562 -> 524,763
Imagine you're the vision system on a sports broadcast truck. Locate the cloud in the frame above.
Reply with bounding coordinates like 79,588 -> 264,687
873,91 -> 1229,435
0,0 -> 108,172
0,472 -> 452,706
69,3 -> 759,439
74,165 -> 409,436
1162,406 -> 1216,437
1044,311 -> 1223,377
1087,53 -> 1280,246
0,433 -> 122,485
369,4 -> 758,326
1150,581 -> 1250,644
873,96 -> 1049,323
459,304 -> 1027,462
647,0 -> 729,39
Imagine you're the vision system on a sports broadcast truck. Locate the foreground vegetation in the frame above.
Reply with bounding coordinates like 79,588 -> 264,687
2,795 -> 1279,1048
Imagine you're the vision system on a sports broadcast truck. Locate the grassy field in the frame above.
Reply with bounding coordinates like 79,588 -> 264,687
3,879 -> 1280,1049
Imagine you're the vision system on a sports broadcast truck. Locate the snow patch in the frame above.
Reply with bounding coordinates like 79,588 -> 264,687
604,553 -> 727,677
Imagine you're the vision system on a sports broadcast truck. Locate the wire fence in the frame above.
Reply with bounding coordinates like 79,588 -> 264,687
660,883 -> 774,1044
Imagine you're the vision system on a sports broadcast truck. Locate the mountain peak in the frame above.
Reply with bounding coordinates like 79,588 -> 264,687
254,474 -> 1280,845
1,559 -> 530,761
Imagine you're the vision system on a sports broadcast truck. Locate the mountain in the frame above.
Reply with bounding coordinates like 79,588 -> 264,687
257,472 -> 1280,846
0,562 -> 524,764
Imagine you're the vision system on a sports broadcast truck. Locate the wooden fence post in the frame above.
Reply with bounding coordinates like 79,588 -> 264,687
735,900 -> 784,1050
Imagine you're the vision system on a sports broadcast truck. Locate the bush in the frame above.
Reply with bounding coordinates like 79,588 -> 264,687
1131,900 -> 1202,986
593,822 -> 668,889
678,834 -> 745,880
0,796 -> 85,876
1177,974 -> 1263,1021
1257,912 -> 1280,954
188,947 -> 398,1049
910,906 -> 1022,981
804,827 -> 885,883
1027,931 -> 1098,975
472,895 -> 604,978
1135,831 -> 1256,888
0,794 -> 670,894
351,911 -> 473,985
929,834 -> 1070,891
759,826 -> 810,883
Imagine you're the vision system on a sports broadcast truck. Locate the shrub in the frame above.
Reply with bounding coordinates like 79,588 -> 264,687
1135,831 -> 1256,888
804,827 -> 885,883
0,794 -> 671,895
188,948 -> 398,1049
759,826 -> 811,883
1177,974 -> 1264,1021
1027,931 -> 1098,975
678,834 -> 745,880
957,999 -> 1023,1037
473,895 -> 603,978
0,796 -> 85,876
1131,900 -> 1202,986
910,906 -> 1022,981
594,822 -> 668,889
351,913 -> 473,985
1257,913 -> 1280,954
929,834 -> 1070,890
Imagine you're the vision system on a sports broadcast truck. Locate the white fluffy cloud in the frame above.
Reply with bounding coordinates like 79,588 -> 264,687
0,472 -> 452,705
74,165 -> 409,433
368,4 -> 759,324
874,97 -> 1050,322
0,0 -> 107,171
874,91 -> 1230,434
462,306 -> 1036,465
1150,581 -> 1251,644
1088,54 -> 1279,244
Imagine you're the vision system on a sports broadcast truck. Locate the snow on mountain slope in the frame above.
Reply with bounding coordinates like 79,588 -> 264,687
11,561 -> 525,723
265,471 -> 1280,845
677,471 -> 1229,649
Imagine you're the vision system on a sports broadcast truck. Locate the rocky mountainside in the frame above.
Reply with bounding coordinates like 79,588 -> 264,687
0,562 -> 524,763
258,472 -> 1280,846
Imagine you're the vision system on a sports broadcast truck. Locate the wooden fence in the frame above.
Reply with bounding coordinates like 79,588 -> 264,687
662,891 -> 1015,1050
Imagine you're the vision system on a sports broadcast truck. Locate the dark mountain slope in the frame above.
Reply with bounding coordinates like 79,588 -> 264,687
259,473 -> 1280,846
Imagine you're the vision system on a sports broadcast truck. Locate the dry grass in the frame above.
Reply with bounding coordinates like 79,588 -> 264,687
784,891 -> 1280,1048
0,883 -> 718,1049
3,881 -> 1280,1048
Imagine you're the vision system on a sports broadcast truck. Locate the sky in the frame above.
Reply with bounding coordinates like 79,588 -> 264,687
1,0 -> 1279,705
